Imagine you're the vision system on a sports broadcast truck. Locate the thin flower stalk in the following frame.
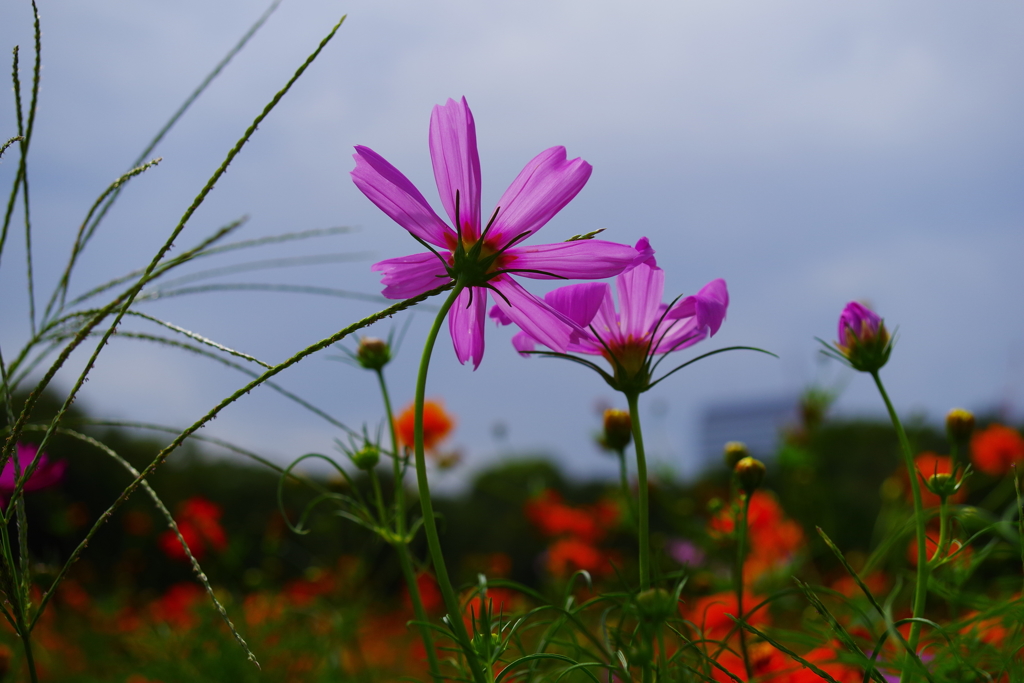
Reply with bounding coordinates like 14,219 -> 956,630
735,493 -> 753,680
373,364 -> 443,683
412,277 -> 487,683
871,370 -> 929,682
626,391 -> 651,591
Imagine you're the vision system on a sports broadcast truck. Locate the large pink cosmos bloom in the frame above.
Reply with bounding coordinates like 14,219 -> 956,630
0,443 -> 66,503
491,239 -> 728,392
351,97 -> 641,369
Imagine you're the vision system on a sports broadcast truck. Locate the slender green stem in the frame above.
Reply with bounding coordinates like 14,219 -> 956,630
19,628 -> 38,683
412,279 -> 486,683
368,470 -> 388,528
625,391 -> 650,590
616,449 -> 636,527
736,494 -> 753,680
1014,466 -> 1024,596
933,497 -> 950,563
374,368 -> 443,683
871,371 -> 928,682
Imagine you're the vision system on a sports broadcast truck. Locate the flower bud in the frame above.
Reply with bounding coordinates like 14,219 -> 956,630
601,409 -> 632,451
835,302 -> 892,373
734,457 -> 766,496
351,444 -> 380,471
636,587 -> 675,623
946,408 -> 975,442
723,441 -> 749,470
925,472 -> 958,500
356,337 -> 391,371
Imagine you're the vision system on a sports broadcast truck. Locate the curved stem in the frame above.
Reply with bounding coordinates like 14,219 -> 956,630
736,494 -> 753,680
412,280 -> 486,683
376,368 -> 442,683
871,371 -> 928,682
625,391 -> 650,591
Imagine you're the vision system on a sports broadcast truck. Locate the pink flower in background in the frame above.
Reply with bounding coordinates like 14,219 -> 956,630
0,443 -> 66,502
351,97 -> 641,369
492,238 -> 728,392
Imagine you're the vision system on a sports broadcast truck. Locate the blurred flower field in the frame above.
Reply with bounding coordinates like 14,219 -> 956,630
2,387 -> 1023,681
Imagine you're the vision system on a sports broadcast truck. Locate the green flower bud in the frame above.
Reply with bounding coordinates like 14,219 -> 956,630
946,408 -> 975,442
735,457 -> 766,496
351,444 -> 380,471
601,409 -> 632,451
723,441 -> 749,470
356,337 -> 391,371
636,587 -> 675,623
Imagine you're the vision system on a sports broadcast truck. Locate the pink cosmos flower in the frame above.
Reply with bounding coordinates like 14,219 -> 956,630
0,443 -> 66,503
351,97 -> 641,369
491,239 -> 729,393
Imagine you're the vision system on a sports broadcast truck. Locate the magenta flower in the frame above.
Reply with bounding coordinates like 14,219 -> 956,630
0,443 -> 66,502
491,238 -> 730,393
351,97 -> 641,369
828,301 -> 892,373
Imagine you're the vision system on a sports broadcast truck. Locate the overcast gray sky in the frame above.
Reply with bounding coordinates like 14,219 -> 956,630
2,0 -> 1022,488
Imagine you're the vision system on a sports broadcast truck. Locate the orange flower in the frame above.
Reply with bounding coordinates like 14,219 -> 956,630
911,452 -> 965,507
971,424 -> 1024,477
546,537 -> 610,578
395,399 -> 455,451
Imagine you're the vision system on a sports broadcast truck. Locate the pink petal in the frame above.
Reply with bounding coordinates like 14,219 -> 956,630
630,237 -> 657,270
352,146 -> 456,248
371,252 -> 451,299
544,282 -> 609,327
489,147 -> 592,245
668,278 -> 729,336
588,288 -> 622,349
430,97 -> 482,240
617,260 -> 665,340
512,331 -> 537,356
652,317 -> 706,354
502,240 -> 640,280
489,304 -> 513,326
448,286 -> 488,369
489,276 -> 577,353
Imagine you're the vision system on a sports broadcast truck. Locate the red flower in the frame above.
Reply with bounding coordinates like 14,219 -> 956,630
709,491 -> 805,583
151,582 -> 204,629
395,399 -> 455,451
971,424 -> 1024,477
525,489 -> 619,543
158,497 -> 227,562
546,538 -> 610,578
682,591 -> 770,643
911,452 -> 965,507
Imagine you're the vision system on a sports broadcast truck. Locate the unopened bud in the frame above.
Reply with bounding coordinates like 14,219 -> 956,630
946,408 -> 975,442
735,457 -> 766,496
602,409 -> 632,451
636,587 -> 675,623
724,442 -> 749,470
926,472 -> 957,499
835,302 -> 892,373
351,444 -> 380,471
356,337 -> 391,371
